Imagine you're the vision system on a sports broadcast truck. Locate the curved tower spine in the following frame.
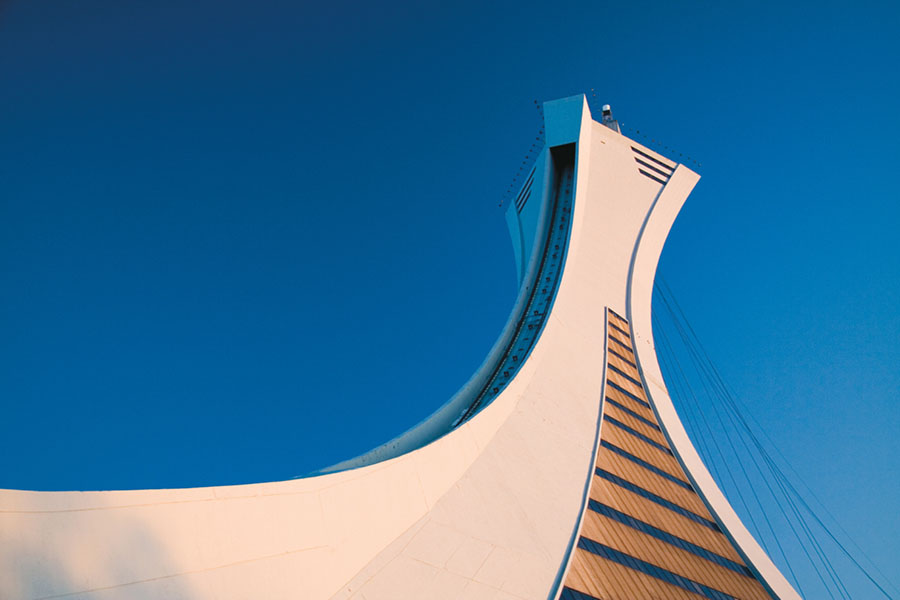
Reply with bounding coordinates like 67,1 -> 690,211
0,95 -> 800,600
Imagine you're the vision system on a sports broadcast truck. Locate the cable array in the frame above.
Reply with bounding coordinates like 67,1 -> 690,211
651,277 -> 898,600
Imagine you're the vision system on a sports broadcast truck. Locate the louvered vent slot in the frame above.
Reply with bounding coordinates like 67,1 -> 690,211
631,146 -> 675,185
515,168 -> 536,213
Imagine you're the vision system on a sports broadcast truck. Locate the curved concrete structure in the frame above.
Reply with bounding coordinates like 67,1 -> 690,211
0,96 -> 801,600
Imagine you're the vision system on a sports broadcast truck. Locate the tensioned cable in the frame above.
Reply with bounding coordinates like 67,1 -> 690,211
655,281 -> 845,600
767,451 -> 899,600
729,390 -> 900,595
761,443 -> 851,600
666,290 -> 852,600
653,285 -> 811,597
653,310 -> 808,590
658,277 -> 896,599
653,315 -> 733,507
710,358 -> 848,599
729,382 -> 889,600
739,400 -> 900,599
651,312 -> 767,543
653,277 -> 897,600
689,327 -> 900,600
656,319 -> 806,588
656,282 -> 846,598
652,313 -> 728,493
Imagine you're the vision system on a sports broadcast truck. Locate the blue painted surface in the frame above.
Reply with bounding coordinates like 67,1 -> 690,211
318,127 -> 579,473
455,143 -> 576,425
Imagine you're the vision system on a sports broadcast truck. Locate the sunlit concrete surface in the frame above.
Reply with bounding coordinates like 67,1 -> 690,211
0,96 -> 799,600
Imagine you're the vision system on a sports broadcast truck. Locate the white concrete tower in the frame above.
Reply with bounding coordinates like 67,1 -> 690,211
0,95 -> 801,600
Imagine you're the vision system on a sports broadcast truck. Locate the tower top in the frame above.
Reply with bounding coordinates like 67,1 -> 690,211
600,103 -> 620,133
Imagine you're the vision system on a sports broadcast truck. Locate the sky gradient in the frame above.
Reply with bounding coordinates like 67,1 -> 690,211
1,0 -> 898,595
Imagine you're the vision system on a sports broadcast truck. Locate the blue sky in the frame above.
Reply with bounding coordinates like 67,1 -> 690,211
1,0 -> 897,595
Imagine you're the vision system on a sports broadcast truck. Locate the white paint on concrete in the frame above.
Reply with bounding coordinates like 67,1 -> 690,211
0,95 -> 799,600
627,165 -> 803,600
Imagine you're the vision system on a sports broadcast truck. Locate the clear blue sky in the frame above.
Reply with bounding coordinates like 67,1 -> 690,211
1,0 -> 897,595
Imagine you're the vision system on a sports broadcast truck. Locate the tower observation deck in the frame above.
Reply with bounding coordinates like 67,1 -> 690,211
0,95 -> 802,600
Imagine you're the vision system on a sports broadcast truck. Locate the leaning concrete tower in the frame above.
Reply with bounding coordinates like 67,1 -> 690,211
0,95 -> 801,600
